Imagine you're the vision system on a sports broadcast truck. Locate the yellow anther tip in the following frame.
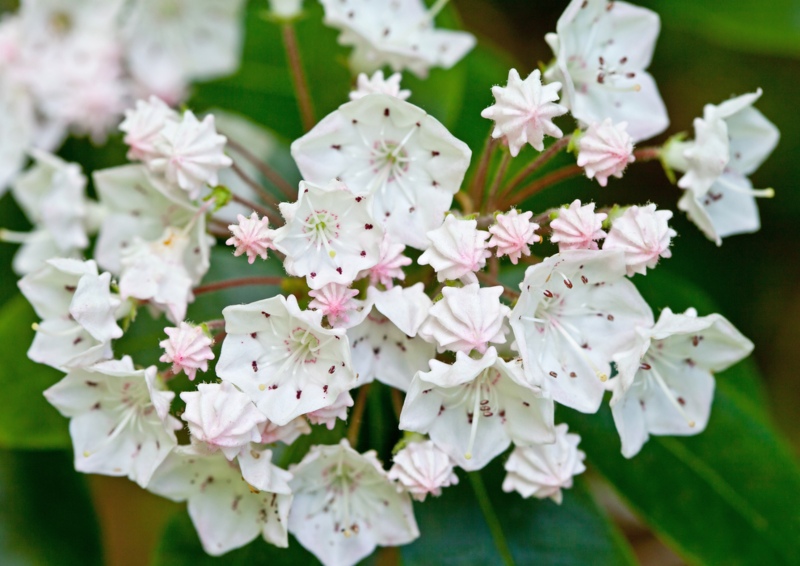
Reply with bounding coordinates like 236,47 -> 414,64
464,453 -> 472,460
258,384 -> 266,391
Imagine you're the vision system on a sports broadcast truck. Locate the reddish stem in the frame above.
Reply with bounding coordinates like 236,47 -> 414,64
346,384 -> 372,446
500,164 -> 584,209
502,135 -> 572,197
231,161 -> 280,210
283,23 -> 315,132
475,271 -> 520,300
194,276 -> 285,296
225,137 -> 297,201
633,146 -> 661,162
230,193 -> 280,225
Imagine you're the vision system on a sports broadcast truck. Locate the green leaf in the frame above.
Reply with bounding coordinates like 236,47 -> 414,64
402,462 -> 636,566
0,296 -> 70,450
563,382 -> 800,566
0,450 -> 103,565
641,0 -> 800,59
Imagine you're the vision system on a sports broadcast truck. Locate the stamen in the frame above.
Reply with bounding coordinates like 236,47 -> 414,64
464,384 -> 482,460
649,364 -> 695,427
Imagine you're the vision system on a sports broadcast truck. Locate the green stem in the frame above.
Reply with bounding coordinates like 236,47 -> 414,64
468,472 -> 515,566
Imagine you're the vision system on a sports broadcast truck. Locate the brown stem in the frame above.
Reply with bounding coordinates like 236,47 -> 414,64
230,193 -> 280,225
225,137 -> 297,201
500,164 -> 584,209
633,146 -> 662,162
230,161 -> 280,210
194,276 -> 285,296
468,132 -> 497,210
346,384 -> 371,446
212,330 -> 227,347
501,135 -> 572,199
204,319 -> 226,330
282,23 -> 315,132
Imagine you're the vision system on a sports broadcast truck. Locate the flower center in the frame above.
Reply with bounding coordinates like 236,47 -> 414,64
49,11 -> 73,35
370,140 -> 410,184
285,327 -> 320,365
302,209 -> 340,258
464,368 -> 501,460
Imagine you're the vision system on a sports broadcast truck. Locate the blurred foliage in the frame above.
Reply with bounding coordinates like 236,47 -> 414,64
1,0 -> 799,565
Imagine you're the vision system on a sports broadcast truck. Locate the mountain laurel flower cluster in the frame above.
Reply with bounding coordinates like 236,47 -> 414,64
1,0 -> 778,564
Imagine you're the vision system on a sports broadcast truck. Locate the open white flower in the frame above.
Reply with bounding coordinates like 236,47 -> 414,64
610,307 -> 753,458
388,440 -> 459,502
272,180 -> 383,289
603,204 -> 676,276
288,439 -> 419,566
400,347 -> 555,471
0,80 -> 34,194
544,0 -> 668,142
319,0 -> 475,77
481,69 -> 567,156
149,111 -> 232,199
148,444 -> 293,555
418,284 -> 510,355
509,249 -> 653,413
216,294 -> 357,426
291,94 -> 471,249
44,357 -> 181,488
350,70 -> 410,101
418,215 -> 491,283
502,423 -> 586,504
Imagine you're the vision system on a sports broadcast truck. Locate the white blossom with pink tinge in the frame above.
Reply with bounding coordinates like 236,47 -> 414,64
388,440 -> 458,501
159,322 -> 215,381
149,111 -> 232,199
226,212 -> 275,264
550,200 -> 607,251
481,69 -> 567,157
259,417 -> 312,445
119,96 -> 179,162
306,390 -> 354,430
488,209 -> 540,264
349,70 -> 410,101
418,284 -> 509,355
418,215 -> 491,284
180,382 -> 267,460
502,423 -> 586,504
577,119 -> 635,187
357,233 -> 411,288
309,283 -> 361,327
603,204 -> 676,276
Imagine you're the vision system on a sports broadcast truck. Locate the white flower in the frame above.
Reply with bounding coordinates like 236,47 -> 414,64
268,0 -> 304,19
388,440 -> 458,501
291,94 -> 472,249
577,119 -> 635,186
544,0 -> 668,142
272,180 -> 384,290
120,96 -> 180,162
488,209 -> 540,265
418,284 -> 510,355
509,249 -> 654,413
44,357 -> 181,488
502,423 -> 586,504
319,0 -> 475,78
356,233 -> 412,288
309,284 -> 362,327
610,308 -> 753,458
226,212 -> 275,264
349,70 -> 410,101
216,294 -> 357,426
0,80 -> 34,194
92,165 -> 212,280
149,111 -> 233,199
603,204 -> 676,276
550,199 -> 607,251
481,69 -> 567,157
348,284 -> 435,391
122,0 -> 247,99
159,322 -> 215,381
306,391 -> 354,430
181,382 -> 266,459
288,439 -> 419,566
118,227 -> 195,323
400,348 -> 555,471
418,215 -> 491,283
148,444 -> 293,555
668,90 -> 779,245
19,258 -> 123,369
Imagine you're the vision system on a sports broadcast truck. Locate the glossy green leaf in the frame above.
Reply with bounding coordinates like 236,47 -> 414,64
402,462 -> 636,566
0,296 -> 70,449
0,450 -> 102,565
641,0 -> 800,59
